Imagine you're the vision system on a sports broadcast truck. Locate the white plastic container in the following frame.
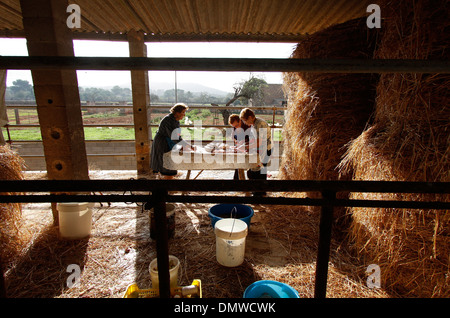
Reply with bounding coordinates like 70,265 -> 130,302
214,218 -> 248,267
149,255 -> 180,290
57,202 -> 94,239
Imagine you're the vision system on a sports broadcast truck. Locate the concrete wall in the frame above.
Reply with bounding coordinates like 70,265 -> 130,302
12,141 -> 137,171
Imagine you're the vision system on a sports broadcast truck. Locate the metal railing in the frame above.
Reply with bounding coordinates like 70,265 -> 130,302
4,103 -> 285,134
0,179 -> 448,298
3,103 -> 285,161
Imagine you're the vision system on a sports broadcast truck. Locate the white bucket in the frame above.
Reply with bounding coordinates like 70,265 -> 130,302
214,218 -> 248,267
57,202 -> 94,239
149,255 -> 180,290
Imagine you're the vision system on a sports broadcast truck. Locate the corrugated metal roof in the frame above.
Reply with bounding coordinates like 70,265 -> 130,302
0,0 -> 372,41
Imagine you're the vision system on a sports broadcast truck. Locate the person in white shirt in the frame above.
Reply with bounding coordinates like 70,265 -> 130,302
239,108 -> 272,195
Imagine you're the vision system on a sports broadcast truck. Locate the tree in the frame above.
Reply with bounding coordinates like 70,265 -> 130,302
214,75 -> 268,125
9,79 -> 34,100
150,93 -> 159,103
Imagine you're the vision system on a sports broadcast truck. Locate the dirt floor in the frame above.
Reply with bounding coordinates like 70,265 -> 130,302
4,169 -> 390,298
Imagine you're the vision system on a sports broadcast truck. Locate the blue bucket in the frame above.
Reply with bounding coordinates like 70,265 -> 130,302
243,280 -> 300,298
208,204 -> 254,228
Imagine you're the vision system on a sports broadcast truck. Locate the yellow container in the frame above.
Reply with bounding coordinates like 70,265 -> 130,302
123,279 -> 202,298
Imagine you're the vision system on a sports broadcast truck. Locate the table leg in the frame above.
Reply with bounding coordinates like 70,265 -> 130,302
238,169 -> 251,196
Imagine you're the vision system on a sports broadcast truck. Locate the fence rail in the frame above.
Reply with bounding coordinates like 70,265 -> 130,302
0,179 -> 448,298
3,103 -> 286,144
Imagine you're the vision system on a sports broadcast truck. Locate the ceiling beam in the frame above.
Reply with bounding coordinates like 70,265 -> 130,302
1,56 -> 449,73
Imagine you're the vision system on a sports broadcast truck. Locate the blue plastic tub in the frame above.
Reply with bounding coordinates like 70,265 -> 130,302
208,204 -> 254,228
243,280 -> 300,298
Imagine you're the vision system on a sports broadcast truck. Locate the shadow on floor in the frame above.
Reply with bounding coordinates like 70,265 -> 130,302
5,226 -> 89,298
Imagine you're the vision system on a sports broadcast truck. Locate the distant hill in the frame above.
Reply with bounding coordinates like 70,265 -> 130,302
149,82 -> 230,97
90,82 -> 230,97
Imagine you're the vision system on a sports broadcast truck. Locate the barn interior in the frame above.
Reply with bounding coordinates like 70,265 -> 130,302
0,0 -> 449,299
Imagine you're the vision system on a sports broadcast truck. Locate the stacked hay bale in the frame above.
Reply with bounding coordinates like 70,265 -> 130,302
281,18 -> 379,185
0,145 -> 27,266
280,17 -> 380,222
340,0 -> 450,297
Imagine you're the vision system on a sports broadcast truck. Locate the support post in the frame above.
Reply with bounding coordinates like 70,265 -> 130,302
314,190 -> 336,298
0,69 -> 7,145
20,0 -> 89,225
128,30 -> 152,177
153,189 -> 171,298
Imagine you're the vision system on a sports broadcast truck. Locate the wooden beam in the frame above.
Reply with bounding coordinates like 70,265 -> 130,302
1,56 -> 449,73
128,30 -> 151,176
20,0 -> 89,223
0,69 -> 6,145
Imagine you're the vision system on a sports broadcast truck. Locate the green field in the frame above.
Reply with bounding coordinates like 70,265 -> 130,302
4,126 -> 282,142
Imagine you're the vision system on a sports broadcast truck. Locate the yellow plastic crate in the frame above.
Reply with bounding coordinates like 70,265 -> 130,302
123,279 -> 202,298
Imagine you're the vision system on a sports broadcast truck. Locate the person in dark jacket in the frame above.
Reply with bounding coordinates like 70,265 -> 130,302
150,103 -> 195,177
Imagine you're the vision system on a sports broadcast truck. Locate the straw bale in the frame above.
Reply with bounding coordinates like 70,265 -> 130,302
0,145 -> 28,266
340,0 -> 450,297
280,18 -> 380,235
280,18 -> 379,187
340,124 -> 449,297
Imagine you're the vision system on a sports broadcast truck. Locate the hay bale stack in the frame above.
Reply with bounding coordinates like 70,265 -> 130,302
0,145 -> 27,266
280,18 -> 379,199
340,0 -> 450,297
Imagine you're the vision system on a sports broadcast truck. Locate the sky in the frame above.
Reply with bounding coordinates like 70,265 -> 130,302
0,38 -> 296,94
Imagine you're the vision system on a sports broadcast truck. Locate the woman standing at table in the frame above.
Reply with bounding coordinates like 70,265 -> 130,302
151,103 -> 195,177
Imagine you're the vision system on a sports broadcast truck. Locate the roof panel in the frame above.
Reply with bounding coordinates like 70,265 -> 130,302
0,0 -> 372,41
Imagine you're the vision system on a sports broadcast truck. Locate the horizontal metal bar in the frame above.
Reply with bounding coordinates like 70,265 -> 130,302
0,179 -> 448,194
6,124 -> 283,129
1,56 -> 448,73
17,153 -> 135,158
6,105 -> 287,110
7,139 -> 134,143
6,124 -> 135,128
0,194 -> 449,210
10,139 -> 242,144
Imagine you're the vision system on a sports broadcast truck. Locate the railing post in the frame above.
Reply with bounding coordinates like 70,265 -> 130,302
153,188 -> 171,298
314,190 -> 336,298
